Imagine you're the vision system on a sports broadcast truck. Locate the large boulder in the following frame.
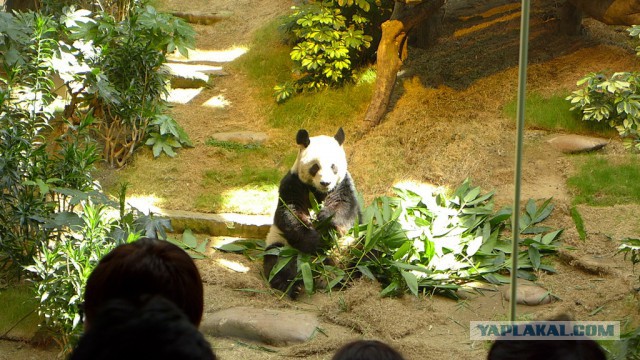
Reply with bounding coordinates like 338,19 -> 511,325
547,134 -> 609,154
200,307 -> 320,346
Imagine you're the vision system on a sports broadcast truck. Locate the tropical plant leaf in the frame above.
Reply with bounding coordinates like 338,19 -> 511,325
400,270 -> 418,296
300,262 -> 314,294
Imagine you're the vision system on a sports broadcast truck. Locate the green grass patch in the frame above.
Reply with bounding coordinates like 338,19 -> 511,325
231,18 -> 293,94
203,167 -> 282,187
204,139 -> 263,151
568,155 -> 640,206
269,82 -> 373,131
0,283 -> 41,339
196,167 -> 281,214
503,92 -> 617,136
195,184 -> 278,214
234,17 -> 372,132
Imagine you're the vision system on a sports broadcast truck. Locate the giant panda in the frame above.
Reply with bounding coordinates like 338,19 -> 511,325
263,128 -> 361,298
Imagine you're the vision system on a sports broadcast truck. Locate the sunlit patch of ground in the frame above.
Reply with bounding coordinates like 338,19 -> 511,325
168,47 -> 248,63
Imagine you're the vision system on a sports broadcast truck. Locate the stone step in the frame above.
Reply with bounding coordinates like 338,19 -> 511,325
201,307 -> 319,346
156,208 -> 271,238
168,48 -> 247,64
164,63 -> 228,89
169,10 -> 233,25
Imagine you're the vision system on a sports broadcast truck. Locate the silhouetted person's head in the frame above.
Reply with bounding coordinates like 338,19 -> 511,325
489,338 -> 606,360
488,314 -> 606,360
83,237 -> 204,329
70,296 -> 216,360
332,340 -> 405,360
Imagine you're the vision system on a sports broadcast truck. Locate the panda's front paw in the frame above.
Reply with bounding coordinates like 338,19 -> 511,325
316,210 -> 335,231
306,229 -> 325,254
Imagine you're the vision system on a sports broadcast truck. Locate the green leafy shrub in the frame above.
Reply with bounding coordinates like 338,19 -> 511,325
567,156 -> 640,206
26,196 -> 135,350
613,238 -> 640,360
352,181 -> 561,297
0,11 -> 70,278
220,180 -> 562,298
274,0 -> 391,102
0,5 -> 199,352
59,4 -> 195,166
566,25 -> 640,151
39,0 -> 133,20
1,2 -> 195,167
25,182 -> 184,352
618,237 -> 640,267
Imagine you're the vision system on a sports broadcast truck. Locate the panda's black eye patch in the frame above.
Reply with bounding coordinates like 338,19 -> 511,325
309,163 -> 320,176
331,164 -> 338,174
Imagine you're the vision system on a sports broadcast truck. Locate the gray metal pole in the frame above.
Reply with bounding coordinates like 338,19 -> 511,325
511,0 -> 531,322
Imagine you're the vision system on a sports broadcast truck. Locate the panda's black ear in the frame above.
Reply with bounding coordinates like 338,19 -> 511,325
296,129 -> 310,148
334,127 -> 345,145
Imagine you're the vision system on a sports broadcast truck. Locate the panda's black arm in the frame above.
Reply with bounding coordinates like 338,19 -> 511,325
274,173 -> 324,254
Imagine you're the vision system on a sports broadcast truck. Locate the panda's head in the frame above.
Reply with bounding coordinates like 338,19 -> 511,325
292,128 -> 347,193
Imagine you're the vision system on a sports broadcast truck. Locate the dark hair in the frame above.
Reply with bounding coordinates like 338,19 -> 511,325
332,340 -> 405,360
488,339 -> 606,360
70,296 -> 216,360
83,237 -> 204,328
488,314 -> 606,360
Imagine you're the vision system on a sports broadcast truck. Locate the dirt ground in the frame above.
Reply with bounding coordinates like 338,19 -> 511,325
168,1 -> 640,359
3,0 -> 640,359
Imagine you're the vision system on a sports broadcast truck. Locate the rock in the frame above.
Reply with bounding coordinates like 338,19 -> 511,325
501,283 -> 554,306
547,134 -> 609,154
155,209 -> 271,238
164,63 -> 225,89
168,48 -> 248,63
200,307 -> 319,346
209,131 -> 268,145
170,11 -> 233,25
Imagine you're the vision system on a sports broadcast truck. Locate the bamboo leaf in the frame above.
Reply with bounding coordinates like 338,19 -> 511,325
400,270 -> 419,296
269,255 -> 294,281
463,186 -> 481,203
521,226 -> 552,235
182,229 -> 197,248
525,199 -> 537,218
300,262 -> 314,294
533,198 -> 554,223
541,229 -> 563,245
528,246 -> 541,270
393,241 -> 412,260
380,281 -> 399,297
356,265 -> 376,280
195,239 -> 209,254
364,220 -> 375,251
466,236 -> 483,257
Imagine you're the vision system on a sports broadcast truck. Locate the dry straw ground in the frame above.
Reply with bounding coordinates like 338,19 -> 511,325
2,0 -> 640,359
154,1 -> 640,359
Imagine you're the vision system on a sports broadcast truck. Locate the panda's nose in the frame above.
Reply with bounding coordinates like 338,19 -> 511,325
320,181 -> 331,187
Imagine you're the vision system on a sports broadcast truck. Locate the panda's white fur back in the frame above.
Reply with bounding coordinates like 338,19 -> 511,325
266,224 -> 287,246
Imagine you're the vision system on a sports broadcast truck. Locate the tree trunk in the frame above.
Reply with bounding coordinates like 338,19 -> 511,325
559,1 -> 583,35
4,0 -> 37,11
363,0 -> 445,131
567,0 -> 640,25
